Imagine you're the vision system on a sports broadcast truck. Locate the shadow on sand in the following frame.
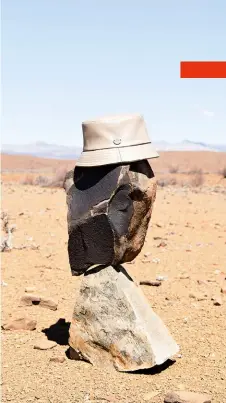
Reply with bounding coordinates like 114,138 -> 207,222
42,318 -> 70,346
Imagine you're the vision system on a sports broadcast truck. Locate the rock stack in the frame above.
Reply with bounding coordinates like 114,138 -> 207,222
64,114 -> 179,371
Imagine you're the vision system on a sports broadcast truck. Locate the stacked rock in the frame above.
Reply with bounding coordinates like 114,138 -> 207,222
64,115 -> 179,371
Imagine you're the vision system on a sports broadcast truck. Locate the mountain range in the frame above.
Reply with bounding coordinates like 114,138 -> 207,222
1,140 -> 226,159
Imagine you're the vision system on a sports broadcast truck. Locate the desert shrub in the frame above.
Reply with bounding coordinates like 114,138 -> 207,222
188,167 -> 203,175
34,175 -> 50,186
219,166 -> 226,178
49,166 -> 69,188
190,171 -> 204,187
157,177 -> 177,187
21,175 -> 35,185
168,164 -> 179,174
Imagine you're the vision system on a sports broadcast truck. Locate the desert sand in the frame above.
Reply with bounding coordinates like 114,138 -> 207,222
1,152 -> 226,403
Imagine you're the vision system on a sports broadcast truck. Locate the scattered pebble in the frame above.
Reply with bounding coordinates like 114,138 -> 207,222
1,280 -> 8,287
156,275 -> 168,281
34,339 -> 57,350
25,286 -> 36,293
189,293 -> 207,301
140,281 -> 161,287
164,391 -> 211,403
197,279 -> 208,285
49,356 -> 66,363
157,241 -> 167,248
143,391 -> 160,400
152,258 -> 160,264
212,296 -> 223,306
19,294 -> 58,310
2,316 -> 37,331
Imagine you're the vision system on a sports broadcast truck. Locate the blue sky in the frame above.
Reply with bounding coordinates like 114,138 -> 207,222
2,0 -> 226,147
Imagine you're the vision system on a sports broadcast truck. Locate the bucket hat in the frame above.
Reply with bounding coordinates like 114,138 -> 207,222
76,114 -> 159,167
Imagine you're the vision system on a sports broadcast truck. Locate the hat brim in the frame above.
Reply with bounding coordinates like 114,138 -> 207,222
76,143 -> 159,167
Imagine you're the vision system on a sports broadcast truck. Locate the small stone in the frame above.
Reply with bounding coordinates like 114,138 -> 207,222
177,384 -> 186,391
25,287 -> 36,293
2,316 -> 37,331
140,281 -> 161,287
143,391 -> 160,400
221,286 -> 226,294
1,280 -> 8,287
152,258 -> 160,264
157,241 -> 167,248
19,294 -> 58,310
39,298 -> 58,311
212,296 -> 222,306
197,280 -> 208,285
156,275 -> 167,281
49,356 -> 66,363
34,339 -> 57,350
189,293 -> 206,301
164,391 -> 211,403
19,294 -> 41,306
144,252 -> 151,257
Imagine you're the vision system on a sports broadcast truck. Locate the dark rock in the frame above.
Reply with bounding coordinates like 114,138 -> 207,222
65,161 -> 157,276
140,281 -> 161,287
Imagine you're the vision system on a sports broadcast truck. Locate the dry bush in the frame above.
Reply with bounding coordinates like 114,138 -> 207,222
188,167 -> 203,175
168,164 -> 179,174
50,166 -> 69,188
21,175 -> 35,185
190,171 -> 204,187
157,177 -> 177,187
34,175 -> 50,186
219,166 -> 226,178
20,166 -> 69,188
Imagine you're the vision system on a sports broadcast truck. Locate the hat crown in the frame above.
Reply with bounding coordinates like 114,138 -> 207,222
82,114 -> 151,151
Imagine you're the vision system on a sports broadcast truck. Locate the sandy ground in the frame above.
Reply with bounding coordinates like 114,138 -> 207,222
1,180 -> 226,403
2,151 -> 226,174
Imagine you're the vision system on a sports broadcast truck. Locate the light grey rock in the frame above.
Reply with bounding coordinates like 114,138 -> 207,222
19,294 -> 58,311
34,339 -> 57,350
69,265 -> 179,372
2,316 -> 37,331
164,391 -> 212,403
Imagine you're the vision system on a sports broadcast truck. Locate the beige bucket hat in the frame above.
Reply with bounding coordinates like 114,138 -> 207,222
76,114 -> 159,167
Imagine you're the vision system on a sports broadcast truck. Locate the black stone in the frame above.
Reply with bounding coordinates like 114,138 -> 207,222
66,160 -> 156,276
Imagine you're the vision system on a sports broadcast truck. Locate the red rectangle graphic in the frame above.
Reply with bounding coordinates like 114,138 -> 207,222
180,61 -> 226,78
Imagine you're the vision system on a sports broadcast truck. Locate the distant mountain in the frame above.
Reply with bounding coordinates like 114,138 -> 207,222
1,141 -> 82,159
154,140 -> 226,152
1,140 -> 226,159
